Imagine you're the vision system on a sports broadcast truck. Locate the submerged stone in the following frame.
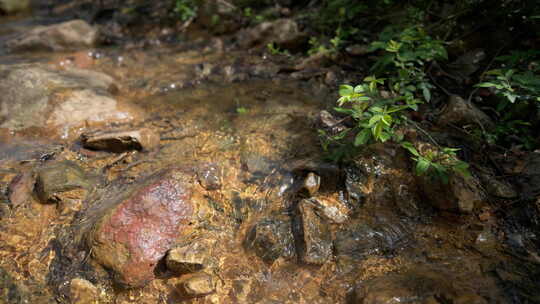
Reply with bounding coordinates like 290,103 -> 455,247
69,278 -> 99,304
179,273 -> 216,296
166,240 -> 214,274
197,163 -> 222,190
244,216 -> 296,264
303,172 -> 321,197
34,161 -> 93,204
298,199 -> 332,265
87,169 -> 196,287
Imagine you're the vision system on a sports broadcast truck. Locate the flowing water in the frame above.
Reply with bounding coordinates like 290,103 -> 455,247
0,8 -> 539,304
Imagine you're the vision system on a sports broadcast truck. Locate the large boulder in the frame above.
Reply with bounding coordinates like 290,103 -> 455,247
0,0 -> 30,14
437,95 -> 494,130
0,64 -> 140,140
6,20 -> 98,52
87,169 -> 198,287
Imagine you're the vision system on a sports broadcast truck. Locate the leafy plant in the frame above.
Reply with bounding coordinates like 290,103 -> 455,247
335,77 -> 412,145
175,0 -> 198,21
369,25 -> 447,103
401,142 -> 470,183
267,42 -> 290,56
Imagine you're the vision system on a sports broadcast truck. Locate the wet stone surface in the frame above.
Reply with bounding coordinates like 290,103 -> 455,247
244,215 -> 296,264
87,168 -> 197,287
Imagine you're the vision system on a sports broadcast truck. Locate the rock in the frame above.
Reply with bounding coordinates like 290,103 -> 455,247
447,49 -> 486,79
6,20 -> 98,52
294,52 -> 333,70
308,196 -> 350,224
34,161 -> 94,204
166,240 -> 214,274
515,152 -> 540,199
0,0 -> 30,14
197,163 -> 222,190
303,172 -> 320,197
179,273 -> 215,296
335,212 -> 412,260
478,172 -> 517,198
0,64 -> 139,140
238,18 -> 307,50
69,278 -> 98,304
197,1 -> 241,34
437,95 -> 494,130
244,216 -> 296,264
419,170 -> 485,213
298,200 -> 332,265
319,110 -> 346,135
346,44 -> 370,56
7,172 -> 34,206
88,169 -> 197,287
450,294 -> 488,304
344,143 -> 422,217
80,128 -> 160,153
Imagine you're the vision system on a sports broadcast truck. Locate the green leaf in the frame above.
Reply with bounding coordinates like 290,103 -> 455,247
372,122 -> 384,140
475,82 -> 498,88
381,114 -> 393,126
370,106 -> 384,113
422,86 -> 431,102
401,141 -> 420,156
416,158 -> 431,175
333,107 -> 355,115
354,85 -> 365,93
379,131 -> 391,142
339,85 -> 354,96
368,115 -> 382,126
354,129 -> 371,146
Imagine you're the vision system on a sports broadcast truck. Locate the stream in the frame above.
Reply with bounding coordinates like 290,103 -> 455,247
0,3 -> 539,304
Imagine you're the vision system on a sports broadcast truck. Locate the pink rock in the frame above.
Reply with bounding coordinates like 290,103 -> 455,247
89,169 -> 196,287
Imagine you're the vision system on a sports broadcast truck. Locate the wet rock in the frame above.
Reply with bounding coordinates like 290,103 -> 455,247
437,95 -> 494,130
298,200 -> 332,265
335,212 -> 412,259
515,152 -> 540,199
6,20 -> 98,52
34,161 -> 94,204
244,216 -> 296,264
447,49 -> 486,79
166,240 -> 214,274
478,172 -> 517,198
319,110 -> 346,135
69,278 -> 98,304
238,18 -> 307,50
179,273 -> 215,297
295,52 -> 333,70
197,1 -> 241,34
7,171 -> 34,206
419,171 -> 485,213
344,143 -> 422,217
308,196 -> 350,224
87,168 -> 197,287
450,293 -> 489,304
0,0 -> 30,14
303,172 -> 320,197
0,267 -> 27,303
0,64 -> 139,140
80,128 -> 160,153
346,44 -> 370,56
197,163 -> 222,190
